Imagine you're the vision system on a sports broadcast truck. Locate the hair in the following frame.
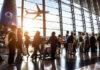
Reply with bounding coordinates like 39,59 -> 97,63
66,31 -> 69,34
35,31 -> 40,36
52,32 -> 55,36
58,34 -> 61,37
71,32 -> 74,35
92,33 -> 94,36
86,33 -> 88,35
24,31 -> 28,36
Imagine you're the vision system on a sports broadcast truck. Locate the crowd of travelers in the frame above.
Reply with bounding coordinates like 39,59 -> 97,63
1,25 -> 100,66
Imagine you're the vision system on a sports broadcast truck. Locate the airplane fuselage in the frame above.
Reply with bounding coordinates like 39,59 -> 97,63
27,10 -> 49,15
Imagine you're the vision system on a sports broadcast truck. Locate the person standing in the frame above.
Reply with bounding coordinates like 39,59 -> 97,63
16,28 -> 23,63
90,33 -> 96,52
97,33 -> 100,51
31,31 -> 42,60
64,31 -> 69,53
84,33 -> 90,53
47,32 -> 58,60
79,32 -> 84,52
24,31 -> 30,55
57,34 -> 63,54
67,32 -> 74,55
8,25 -> 17,65
73,33 -> 77,53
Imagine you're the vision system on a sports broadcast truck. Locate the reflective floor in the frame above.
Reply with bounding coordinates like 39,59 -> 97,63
0,45 -> 100,70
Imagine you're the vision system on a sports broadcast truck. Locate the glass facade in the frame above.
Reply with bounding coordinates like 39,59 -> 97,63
0,0 -> 100,37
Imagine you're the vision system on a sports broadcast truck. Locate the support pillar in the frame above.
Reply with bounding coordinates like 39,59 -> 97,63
80,0 -> 86,33
70,0 -> 76,33
58,0 -> 63,37
87,0 -> 94,33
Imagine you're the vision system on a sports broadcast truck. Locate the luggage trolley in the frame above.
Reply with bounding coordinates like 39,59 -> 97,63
41,43 -> 51,59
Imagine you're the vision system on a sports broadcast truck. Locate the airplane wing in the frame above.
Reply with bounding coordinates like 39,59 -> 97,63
36,3 -> 41,12
32,14 -> 41,20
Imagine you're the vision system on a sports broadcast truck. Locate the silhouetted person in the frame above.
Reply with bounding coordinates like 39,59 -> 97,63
73,33 -> 77,53
67,32 -> 74,55
58,35 -> 62,47
64,31 -> 69,53
31,31 -> 42,59
79,32 -> 84,52
84,33 -> 89,53
97,33 -> 100,51
24,31 -> 30,55
90,33 -> 96,52
47,32 -> 58,60
57,34 -> 62,54
8,25 -> 17,65
16,28 -> 23,63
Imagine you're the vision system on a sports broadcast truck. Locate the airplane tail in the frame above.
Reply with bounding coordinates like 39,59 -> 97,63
36,3 -> 41,12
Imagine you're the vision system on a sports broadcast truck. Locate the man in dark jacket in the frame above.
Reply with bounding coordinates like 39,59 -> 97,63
90,33 -> 96,52
84,33 -> 90,53
8,25 -> 17,65
67,32 -> 74,55
47,32 -> 58,60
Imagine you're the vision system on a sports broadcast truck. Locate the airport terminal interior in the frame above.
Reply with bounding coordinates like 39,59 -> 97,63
0,0 -> 100,70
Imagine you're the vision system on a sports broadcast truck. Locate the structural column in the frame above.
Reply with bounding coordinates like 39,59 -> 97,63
70,0 -> 76,33
98,0 -> 100,15
94,0 -> 100,33
58,0 -> 63,37
96,15 -> 100,33
43,0 -> 46,37
21,0 -> 24,34
87,0 -> 94,33
80,0 -> 86,33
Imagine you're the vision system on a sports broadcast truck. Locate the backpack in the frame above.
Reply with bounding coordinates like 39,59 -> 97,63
79,36 -> 83,42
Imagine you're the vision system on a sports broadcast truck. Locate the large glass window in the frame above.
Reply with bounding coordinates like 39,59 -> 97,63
74,8 -> 81,15
63,24 -> 73,35
0,0 -> 99,37
83,0 -> 88,9
73,0 -> 80,8
45,0 -> 60,36
93,14 -> 98,33
62,0 -> 70,4
62,1 -> 72,36
23,0 -> 43,36
84,10 -> 91,33
74,4 -> 83,33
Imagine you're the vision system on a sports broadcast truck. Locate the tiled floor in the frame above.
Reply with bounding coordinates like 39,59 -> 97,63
0,45 -> 100,70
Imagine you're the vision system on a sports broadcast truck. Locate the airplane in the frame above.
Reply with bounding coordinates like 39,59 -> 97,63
25,3 -> 49,20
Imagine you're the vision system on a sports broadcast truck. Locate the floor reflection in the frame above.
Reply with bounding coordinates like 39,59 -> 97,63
75,62 -> 100,70
20,56 -> 59,70
1,45 -> 100,70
